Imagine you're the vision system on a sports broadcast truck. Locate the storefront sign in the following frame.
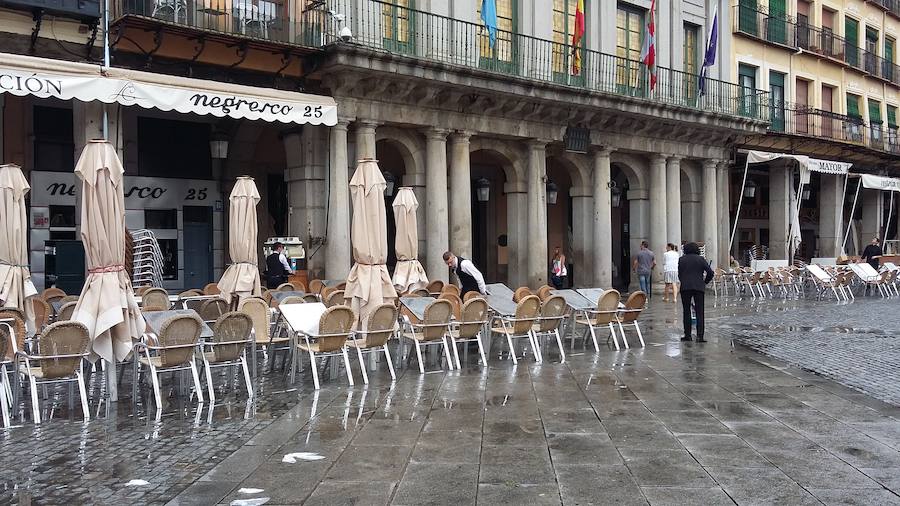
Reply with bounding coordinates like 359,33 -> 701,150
861,174 -> 900,191
30,171 -> 220,208
31,207 -> 50,228
0,52 -> 338,125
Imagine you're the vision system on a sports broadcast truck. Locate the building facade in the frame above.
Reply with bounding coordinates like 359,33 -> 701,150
731,0 -> 900,264
0,0 -> 766,292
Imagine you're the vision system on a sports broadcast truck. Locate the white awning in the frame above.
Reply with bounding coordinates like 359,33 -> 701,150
861,174 -> 900,191
0,52 -> 337,125
745,150 -> 852,175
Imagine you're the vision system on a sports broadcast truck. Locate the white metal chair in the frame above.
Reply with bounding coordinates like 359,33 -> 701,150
199,311 -> 254,403
574,289 -> 622,351
133,313 -> 204,408
293,305 -> 355,389
491,295 -> 541,364
401,299 -> 454,373
346,303 -> 397,384
616,291 -> 647,347
532,295 -> 567,363
448,297 -> 489,368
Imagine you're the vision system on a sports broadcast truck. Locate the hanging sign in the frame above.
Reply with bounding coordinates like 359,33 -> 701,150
861,174 -> 900,191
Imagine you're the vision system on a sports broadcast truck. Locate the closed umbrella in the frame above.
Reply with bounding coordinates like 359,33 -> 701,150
391,187 -> 428,293
345,159 -> 398,326
72,140 -> 145,363
217,176 -> 262,303
788,185 -> 802,262
0,164 -> 37,332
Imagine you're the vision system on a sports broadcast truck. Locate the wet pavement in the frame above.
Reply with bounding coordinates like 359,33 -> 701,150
2,296 -> 900,505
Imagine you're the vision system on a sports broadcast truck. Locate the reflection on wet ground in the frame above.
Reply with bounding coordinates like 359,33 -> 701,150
2,295 -> 900,504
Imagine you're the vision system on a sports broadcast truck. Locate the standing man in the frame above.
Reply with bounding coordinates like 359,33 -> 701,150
632,241 -> 656,297
678,242 -> 714,342
860,237 -> 883,295
443,251 -> 488,297
265,242 -> 293,289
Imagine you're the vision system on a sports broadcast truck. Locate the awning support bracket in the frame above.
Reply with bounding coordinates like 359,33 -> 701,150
144,27 -> 164,67
227,42 -> 249,69
275,50 -> 293,76
29,9 -> 44,53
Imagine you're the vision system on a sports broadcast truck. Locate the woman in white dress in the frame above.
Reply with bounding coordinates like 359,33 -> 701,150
663,243 -> 680,303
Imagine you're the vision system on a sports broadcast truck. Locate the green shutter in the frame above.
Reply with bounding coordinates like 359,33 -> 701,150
847,94 -> 861,118
888,106 -> 897,128
738,0 -> 758,35
869,99 -> 883,124
846,17 -> 859,66
767,0 -> 787,44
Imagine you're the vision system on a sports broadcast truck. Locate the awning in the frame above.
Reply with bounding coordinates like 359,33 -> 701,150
0,52 -> 337,125
860,174 -> 900,191
745,150 -> 852,175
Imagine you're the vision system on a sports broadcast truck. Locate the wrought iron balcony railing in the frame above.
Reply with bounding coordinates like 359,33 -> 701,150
769,102 -> 900,154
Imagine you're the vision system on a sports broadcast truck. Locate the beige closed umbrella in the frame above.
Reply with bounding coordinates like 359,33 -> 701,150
72,140 -> 145,363
0,164 -> 37,332
391,187 -> 428,293
217,176 -> 262,303
345,159 -> 398,326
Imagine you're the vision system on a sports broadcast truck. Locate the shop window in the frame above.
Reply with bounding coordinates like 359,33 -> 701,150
49,205 -> 76,228
137,117 -> 212,179
144,209 -> 178,229
33,106 -> 74,172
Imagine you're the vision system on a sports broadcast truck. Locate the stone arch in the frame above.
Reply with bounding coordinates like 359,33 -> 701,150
551,152 -> 590,189
375,126 -> 424,177
610,152 -> 648,190
469,137 -> 524,183
680,160 -> 702,196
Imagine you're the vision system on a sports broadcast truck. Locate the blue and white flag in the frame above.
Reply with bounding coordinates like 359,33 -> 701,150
481,0 -> 498,49
699,5 -> 719,96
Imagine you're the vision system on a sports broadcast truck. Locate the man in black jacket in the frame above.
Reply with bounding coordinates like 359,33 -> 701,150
678,242 -> 714,342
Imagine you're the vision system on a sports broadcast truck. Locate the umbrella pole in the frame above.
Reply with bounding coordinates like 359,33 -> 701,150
841,177 -> 863,255
728,157 -> 751,255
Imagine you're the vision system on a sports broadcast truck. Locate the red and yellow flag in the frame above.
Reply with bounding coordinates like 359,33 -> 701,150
571,0 -> 585,75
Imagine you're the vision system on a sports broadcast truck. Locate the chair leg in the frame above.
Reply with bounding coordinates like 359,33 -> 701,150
240,355 -> 253,398
554,329 -> 566,363
617,321 -> 630,348
202,357 -> 215,406
189,359 -> 205,403
450,337 -> 462,370
308,350 -> 320,389
382,344 -> 396,381
440,337 -> 454,370
355,346 -> 369,385
529,331 -> 543,363
341,347 -> 354,387
412,340 -> 425,374
607,323 -> 620,350
0,366 -> 9,427
476,333 -> 488,367
504,333 -> 518,365
588,324 -> 602,351
76,370 -> 89,422
29,376 -> 40,423
635,322 -> 646,347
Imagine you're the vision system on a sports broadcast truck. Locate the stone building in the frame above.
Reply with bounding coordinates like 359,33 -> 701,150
0,0 -> 765,292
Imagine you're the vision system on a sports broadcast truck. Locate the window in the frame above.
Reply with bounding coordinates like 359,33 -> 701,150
796,78 -> 809,133
769,71 -> 786,131
887,105 -> 898,149
738,0 -> 759,36
846,93 -> 863,142
382,0 -> 414,54
33,106 -> 74,173
144,209 -> 178,229
552,0 -> 585,84
845,17 -> 860,68
616,4 -> 644,94
886,37 -> 895,81
822,84 -> 835,138
865,27 -> 879,75
796,0 -> 810,49
847,93 -> 861,118
822,8 -> 836,57
767,0 -> 787,45
869,99 -> 883,146
478,0 -> 516,72
738,64 -> 758,117
684,23 -> 699,75
137,117 -> 211,179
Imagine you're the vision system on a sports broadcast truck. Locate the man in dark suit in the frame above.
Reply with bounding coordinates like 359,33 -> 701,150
678,242 -> 714,342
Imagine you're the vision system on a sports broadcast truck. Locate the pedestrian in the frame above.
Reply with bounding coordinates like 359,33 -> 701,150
662,243 -> 679,303
264,242 -> 293,289
678,242 -> 714,342
632,241 -> 655,297
550,246 -> 567,289
443,251 -> 488,297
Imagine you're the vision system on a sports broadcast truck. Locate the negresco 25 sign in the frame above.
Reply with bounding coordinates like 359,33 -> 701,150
31,171 -> 220,208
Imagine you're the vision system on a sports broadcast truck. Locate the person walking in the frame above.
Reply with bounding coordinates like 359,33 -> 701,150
443,251 -> 488,297
678,242 -> 714,342
264,242 -> 293,289
662,243 -> 680,303
550,246 -> 567,289
632,241 -> 655,298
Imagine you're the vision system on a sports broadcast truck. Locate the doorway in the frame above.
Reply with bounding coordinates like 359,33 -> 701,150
183,206 -> 213,289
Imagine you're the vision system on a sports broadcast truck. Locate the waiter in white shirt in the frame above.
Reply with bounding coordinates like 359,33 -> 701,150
265,242 -> 294,288
443,251 -> 488,296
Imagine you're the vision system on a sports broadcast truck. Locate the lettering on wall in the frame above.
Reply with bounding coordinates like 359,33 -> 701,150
31,171 -> 219,207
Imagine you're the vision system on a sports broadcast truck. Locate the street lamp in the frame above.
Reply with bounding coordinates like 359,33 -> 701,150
209,131 -> 229,160
743,179 -> 757,199
475,178 -> 491,202
611,187 -> 622,208
382,170 -> 396,197
546,181 -> 559,205
801,187 -> 811,200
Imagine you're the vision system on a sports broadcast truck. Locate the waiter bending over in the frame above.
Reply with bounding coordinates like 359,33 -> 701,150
443,251 -> 488,297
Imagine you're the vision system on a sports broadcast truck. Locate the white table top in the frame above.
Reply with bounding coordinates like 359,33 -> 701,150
142,309 -> 214,339
551,289 -> 594,310
279,302 -> 327,335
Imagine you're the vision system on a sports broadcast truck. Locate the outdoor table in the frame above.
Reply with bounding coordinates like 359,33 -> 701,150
49,300 -> 65,315
142,309 -> 214,339
271,290 -> 306,302
279,302 -> 328,384
553,289 -> 595,347
320,280 -> 343,287
399,296 -> 435,322
484,283 -> 516,316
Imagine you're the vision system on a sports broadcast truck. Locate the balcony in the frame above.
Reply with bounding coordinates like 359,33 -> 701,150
769,102 -> 900,155
734,5 -> 900,87
866,0 -> 900,20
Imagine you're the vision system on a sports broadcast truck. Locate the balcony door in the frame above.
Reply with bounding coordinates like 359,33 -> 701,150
478,0 -> 518,74
865,27 -> 879,75
822,84 -> 835,138
796,78 -> 809,134
616,5 -> 645,97
769,71 -> 785,131
382,0 -> 415,55
766,0 -> 787,45
552,0 -> 586,86
796,0 -> 810,49
738,64 -> 758,118
845,17 -> 860,68
738,0 -> 759,36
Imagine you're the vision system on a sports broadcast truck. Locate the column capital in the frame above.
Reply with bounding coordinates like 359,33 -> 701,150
702,159 -> 719,170
666,154 -> 683,163
504,181 -> 528,194
526,138 -> 552,150
356,119 -> 380,130
717,160 -> 731,171
334,117 -> 352,130
650,153 -> 667,165
449,130 -> 473,143
424,127 -> 450,140
590,146 -> 614,158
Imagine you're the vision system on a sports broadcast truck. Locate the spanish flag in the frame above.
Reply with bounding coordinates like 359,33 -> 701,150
571,0 -> 585,75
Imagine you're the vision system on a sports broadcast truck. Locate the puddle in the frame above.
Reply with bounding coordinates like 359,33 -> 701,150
282,452 -> 325,463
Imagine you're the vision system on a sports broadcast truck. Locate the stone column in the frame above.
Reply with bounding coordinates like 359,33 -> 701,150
326,119 -> 352,280
424,128 -> 450,282
592,148 -> 613,288
702,160 -> 719,267
505,182 -> 528,288
570,186 -> 593,287
861,189 -> 884,247
717,161 -> 732,267
628,188 -> 651,287
649,154 -> 667,283
666,156 -> 682,247
526,140 -> 549,288
284,126 -> 328,278
768,162 -> 791,260
355,120 -> 378,160
448,131 -> 473,257
818,173 -> 843,258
